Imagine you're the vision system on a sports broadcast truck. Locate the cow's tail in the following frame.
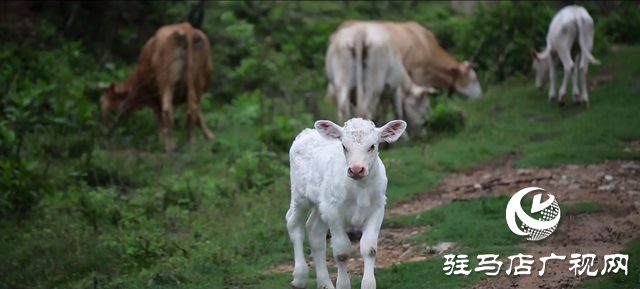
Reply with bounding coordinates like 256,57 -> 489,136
353,27 -> 367,119
184,25 -> 198,116
575,16 -> 601,65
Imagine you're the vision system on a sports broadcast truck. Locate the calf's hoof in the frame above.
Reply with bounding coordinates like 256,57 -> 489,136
558,100 -> 565,107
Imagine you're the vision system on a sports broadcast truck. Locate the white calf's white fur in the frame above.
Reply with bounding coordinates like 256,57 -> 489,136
532,5 -> 600,108
286,118 -> 407,289
325,22 -> 434,129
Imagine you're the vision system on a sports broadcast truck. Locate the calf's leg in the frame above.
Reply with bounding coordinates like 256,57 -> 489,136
285,202 -> 309,289
306,207 -> 335,289
360,207 -> 385,289
328,223 -> 352,289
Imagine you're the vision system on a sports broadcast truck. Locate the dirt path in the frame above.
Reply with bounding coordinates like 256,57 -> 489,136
266,150 -> 640,287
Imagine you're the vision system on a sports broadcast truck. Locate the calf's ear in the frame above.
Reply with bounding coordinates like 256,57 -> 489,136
315,120 -> 342,140
377,120 -> 407,143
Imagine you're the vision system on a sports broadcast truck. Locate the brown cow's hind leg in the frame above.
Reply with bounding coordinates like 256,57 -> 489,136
197,110 -> 214,140
161,87 -> 176,153
152,106 -> 165,143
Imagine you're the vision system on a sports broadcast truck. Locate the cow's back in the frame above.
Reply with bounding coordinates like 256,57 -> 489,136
151,22 -> 212,102
333,20 -> 434,72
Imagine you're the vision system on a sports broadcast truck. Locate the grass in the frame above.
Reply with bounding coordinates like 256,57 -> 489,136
4,42 -> 640,289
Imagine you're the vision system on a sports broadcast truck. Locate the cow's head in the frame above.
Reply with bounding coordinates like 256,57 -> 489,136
531,48 -> 550,89
98,82 -> 129,124
403,85 -> 438,138
451,61 -> 482,99
315,118 -> 406,180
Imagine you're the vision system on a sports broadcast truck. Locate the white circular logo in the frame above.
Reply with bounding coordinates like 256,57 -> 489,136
505,187 -> 561,241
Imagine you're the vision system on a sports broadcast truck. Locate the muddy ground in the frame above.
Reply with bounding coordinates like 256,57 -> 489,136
266,147 -> 640,288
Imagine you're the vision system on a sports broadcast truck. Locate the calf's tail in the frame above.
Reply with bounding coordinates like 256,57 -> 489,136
576,16 -> 601,65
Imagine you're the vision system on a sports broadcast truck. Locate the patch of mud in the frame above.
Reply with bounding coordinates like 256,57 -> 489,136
264,226 -> 448,278
387,155 -> 640,217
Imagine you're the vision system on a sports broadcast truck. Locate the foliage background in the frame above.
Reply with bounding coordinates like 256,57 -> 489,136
1,1 -> 639,288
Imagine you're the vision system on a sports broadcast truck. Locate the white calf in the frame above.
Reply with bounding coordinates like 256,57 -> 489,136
286,118 -> 407,289
531,5 -> 601,108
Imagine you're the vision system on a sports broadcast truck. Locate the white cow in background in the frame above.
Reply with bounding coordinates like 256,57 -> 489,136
325,22 -> 436,136
286,117 -> 407,289
531,5 -> 601,108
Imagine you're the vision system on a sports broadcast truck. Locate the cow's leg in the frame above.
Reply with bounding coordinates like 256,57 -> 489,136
359,206 -> 384,289
547,55 -> 557,102
192,85 -> 215,141
363,88 -> 382,123
336,86 -> 350,125
152,106 -> 165,143
579,54 -> 591,108
185,81 -> 199,145
160,86 -> 176,153
306,207 -> 335,289
196,110 -> 215,140
328,222 -> 352,289
556,49 -> 574,107
571,53 -> 581,104
285,202 -> 309,289
393,88 -> 411,141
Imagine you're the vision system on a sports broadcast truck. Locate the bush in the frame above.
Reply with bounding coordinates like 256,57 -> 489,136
426,101 -> 466,135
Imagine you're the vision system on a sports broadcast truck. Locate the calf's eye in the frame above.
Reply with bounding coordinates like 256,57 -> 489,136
369,145 -> 375,151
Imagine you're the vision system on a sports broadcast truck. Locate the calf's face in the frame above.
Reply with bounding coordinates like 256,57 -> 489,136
315,118 -> 407,180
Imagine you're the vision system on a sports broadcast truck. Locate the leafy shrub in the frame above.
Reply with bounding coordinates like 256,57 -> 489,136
597,3 -> 640,45
426,101 -> 465,135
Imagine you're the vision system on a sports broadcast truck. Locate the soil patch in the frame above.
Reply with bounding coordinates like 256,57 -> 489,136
264,226 -> 447,278
387,156 -> 640,217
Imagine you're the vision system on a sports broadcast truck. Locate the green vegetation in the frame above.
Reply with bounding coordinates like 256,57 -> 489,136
1,1 -> 640,289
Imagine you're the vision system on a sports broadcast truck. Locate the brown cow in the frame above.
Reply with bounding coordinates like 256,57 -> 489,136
99,22 -> 214,153
328,20 -> 482,100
